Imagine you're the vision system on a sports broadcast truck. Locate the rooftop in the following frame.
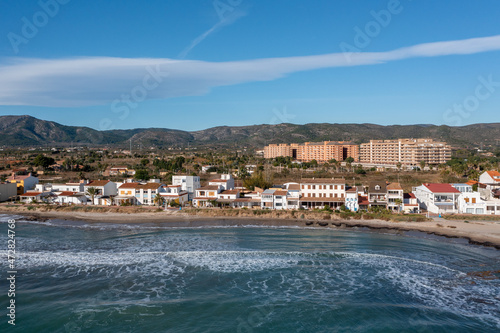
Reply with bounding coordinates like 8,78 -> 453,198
387,182 -> 403,190
86,180 -> 111,187
197,185 -> 220,191
423,183 -> 461,193
300,178 -> 345,184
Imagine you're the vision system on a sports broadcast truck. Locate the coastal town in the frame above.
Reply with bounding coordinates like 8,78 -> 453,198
1,137 -> 499,217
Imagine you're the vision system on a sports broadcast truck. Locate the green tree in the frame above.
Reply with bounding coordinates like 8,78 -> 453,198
140,158 -> 150,166
33,154 -> 55,169
419,160 -> 426,171
85,187 -> 98,204
153,194 -> 165,207
394,198 -> 403,212
135,169 -> 150,180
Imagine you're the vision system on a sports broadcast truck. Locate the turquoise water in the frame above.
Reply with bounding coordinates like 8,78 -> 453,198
0,214 -> 499,332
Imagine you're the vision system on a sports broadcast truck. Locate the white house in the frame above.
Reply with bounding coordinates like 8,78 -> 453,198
403,193 -> 419,213
36,180 -> 88,193
85,180 -> 117,196
217,189 -> 241,207
193,185 -> 222,207
261,189 -> 289,210
387,183 -> 404,212
233,189 -> 262,209
457,192 -> 486,215
53,191 -> 88,205
284,183 -> 300,209
479,170 -> 500,186
299,178 -> 346,209
159,185 -> 189,206
172,175 -> 201,201
479,171 -> 500,200
413,183 -> 461,214
209,174 -> 235,191
345,186 -> 360,212
19,191 -> 48,203
116,182 -> 165,206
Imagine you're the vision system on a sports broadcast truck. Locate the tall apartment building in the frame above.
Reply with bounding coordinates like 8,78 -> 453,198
359,139 -> 451,165
264,141 -> 358,162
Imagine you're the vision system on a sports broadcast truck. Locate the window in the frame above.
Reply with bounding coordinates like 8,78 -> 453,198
375,185 -> 381,190
334,185 -> 337,190
472,198 -> 476,204
312,185 -> 316,189
276,203 -> 282,207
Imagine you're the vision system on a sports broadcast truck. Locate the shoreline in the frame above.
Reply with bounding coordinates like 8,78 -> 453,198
2,208 -> 500,249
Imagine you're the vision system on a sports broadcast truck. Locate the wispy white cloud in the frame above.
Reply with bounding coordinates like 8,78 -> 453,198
1,35 -> 500,107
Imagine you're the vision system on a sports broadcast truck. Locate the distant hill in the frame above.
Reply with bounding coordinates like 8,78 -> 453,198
0,115 -> 499,149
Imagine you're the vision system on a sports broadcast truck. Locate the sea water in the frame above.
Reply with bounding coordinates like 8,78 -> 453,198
0,214 -> 499,332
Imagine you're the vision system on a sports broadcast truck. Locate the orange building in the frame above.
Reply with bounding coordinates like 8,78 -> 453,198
263,141 -> 359,162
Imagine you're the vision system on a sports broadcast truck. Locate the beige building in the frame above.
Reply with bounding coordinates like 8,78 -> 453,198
264,141 -> 358,162
299,178 -> 346,209
359,139 -> 451,165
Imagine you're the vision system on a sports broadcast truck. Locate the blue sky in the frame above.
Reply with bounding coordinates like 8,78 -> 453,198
0,0 -> 499,131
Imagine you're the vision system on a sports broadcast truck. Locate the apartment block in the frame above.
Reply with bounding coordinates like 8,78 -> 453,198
299,178 -> 346,209
359,138 -> 451,165
264,141 -> 359,162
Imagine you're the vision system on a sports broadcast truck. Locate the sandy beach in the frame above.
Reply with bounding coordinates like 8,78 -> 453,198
2,206 -> 500,249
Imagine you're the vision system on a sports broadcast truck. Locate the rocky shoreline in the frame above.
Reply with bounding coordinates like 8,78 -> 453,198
2,207 -> 500,250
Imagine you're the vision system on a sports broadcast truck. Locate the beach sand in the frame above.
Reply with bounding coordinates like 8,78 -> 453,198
2,206 -> 500,249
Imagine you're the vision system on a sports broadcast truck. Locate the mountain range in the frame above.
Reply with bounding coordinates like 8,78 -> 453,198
0,115 -> 499,149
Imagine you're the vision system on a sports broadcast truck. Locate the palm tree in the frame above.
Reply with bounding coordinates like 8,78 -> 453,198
85,187 -> 98,205
394,198 -> 403,213
153,194 -> 165,207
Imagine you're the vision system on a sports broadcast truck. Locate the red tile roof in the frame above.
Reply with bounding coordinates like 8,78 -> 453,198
197,185 -> 220,191
423,183 -> 460,193
58,191 -> 77,196
21,192 -> 42,197
220,190 -> 240,195
358,196 -> 369,205
273,190 -> 288,196
119,182 -> 161,190
86,180 -> 111,187
486,171 -> 500,182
